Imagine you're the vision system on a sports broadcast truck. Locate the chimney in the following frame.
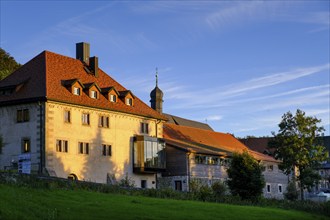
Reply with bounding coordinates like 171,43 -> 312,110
76,42 -> 90,64
89,56 -> 98,77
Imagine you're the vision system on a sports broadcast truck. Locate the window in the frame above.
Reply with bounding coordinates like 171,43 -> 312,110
64,110 -> 71,123
267,165 -> 274,171
102,144 -> 112,156
140,122 -> 149,134
68,174 -> 78,181
22,138 -> 30,153
90,90 -> 98,99
56,140 -> 68,153
110,94 -> 117,102
73,87 -> 80,95
141,180 -> 147,189
278,184 -> 283,194
78,142 -> 89,155
175,181 -> 182,191
195,155 -> 206,164
126,98 -> 133,106
99,116 -> 109,128
266,184 -> 271,193
82,113 -> 90,125
17,109 -> 29,123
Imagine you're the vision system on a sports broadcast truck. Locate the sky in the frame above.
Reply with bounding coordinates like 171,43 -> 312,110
1,1 -> 329,137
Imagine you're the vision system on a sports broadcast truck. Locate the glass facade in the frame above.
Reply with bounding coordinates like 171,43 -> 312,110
133,135 -> 166,173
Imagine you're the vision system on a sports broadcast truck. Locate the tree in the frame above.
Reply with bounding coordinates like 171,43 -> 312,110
227,151 -> 265,200
0,48 -> 21,80
269,109 -> 326,200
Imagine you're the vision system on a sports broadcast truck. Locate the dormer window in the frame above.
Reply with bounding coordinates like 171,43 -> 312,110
90,90 -> 98,99
73,87 -> 81,96
110,94 -> 117,102
126,98 -> 133,106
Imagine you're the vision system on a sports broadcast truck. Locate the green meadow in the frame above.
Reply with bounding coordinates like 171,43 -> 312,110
0,184 -> 328,220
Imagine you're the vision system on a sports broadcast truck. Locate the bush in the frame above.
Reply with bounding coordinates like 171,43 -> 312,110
211,181 -> 227,198
284,181 -> 299,201
118,173 -> 135,188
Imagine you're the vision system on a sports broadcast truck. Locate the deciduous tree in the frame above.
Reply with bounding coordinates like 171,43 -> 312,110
269,109 -> 326,200
0,48 -> 21,80
227,151 -> 265,200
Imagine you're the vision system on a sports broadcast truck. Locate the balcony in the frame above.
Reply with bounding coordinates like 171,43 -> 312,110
133,135 -> 166,173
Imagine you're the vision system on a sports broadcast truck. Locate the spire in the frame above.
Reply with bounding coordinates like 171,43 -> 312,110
156,67 -> 158,87
150,67 -> 163,114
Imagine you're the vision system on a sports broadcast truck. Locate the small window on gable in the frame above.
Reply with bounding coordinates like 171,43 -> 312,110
110,94 -> 117,103
126,98 -> 133,106
267,165 -> 274,172
91,90 -> 98,99
73,87 -> 81,96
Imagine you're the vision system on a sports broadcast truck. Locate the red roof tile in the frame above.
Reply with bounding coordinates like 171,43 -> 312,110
164,123 -> 277,162
0,50 -> 167,120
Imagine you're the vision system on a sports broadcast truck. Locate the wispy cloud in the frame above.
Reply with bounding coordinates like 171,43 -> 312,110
168,64 -> 329,110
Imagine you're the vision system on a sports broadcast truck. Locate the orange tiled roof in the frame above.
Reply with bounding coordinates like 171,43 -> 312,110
0,51 -> 167,120
164,123 -> 277,162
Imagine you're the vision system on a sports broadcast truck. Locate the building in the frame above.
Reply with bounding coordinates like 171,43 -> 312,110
240,136 -> 330,193
149,78 -> 288,199
1,42 -> 289,198
0,42 -> 167,188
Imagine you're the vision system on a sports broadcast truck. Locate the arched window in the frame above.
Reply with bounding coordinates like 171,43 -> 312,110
68,173 -> 78,181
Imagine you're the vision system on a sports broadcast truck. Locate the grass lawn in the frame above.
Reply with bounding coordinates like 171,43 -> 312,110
0,184 -> 327,220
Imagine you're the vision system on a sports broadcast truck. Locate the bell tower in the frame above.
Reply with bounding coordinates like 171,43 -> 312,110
150,68 -> 163,113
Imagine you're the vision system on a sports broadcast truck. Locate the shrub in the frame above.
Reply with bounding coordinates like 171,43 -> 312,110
211,181 -> 227,199
118,173 -> 135,188
284,181 -> 299,201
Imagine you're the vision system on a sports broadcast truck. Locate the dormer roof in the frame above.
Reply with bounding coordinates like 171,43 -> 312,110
101,87 -> 119,96
83,82 -> 101,92
119,90 -> 135,99
62,78 -> 85,88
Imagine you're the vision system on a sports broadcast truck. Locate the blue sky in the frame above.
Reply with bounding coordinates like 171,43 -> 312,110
1,1 -> 329,137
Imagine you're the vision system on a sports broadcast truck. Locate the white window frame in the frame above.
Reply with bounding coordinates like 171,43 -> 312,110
110,94 -> 117,102
73,87 -> 80,95
64,110 -> 71,123
78,142 -> 89,155
126,98 -> 133,106
278,184 -> 283,194
99,115 -> 109,128
91,90 -> 98,99
266,183 -> 271,193
82,113 -> 90,125
140,122 -> 149,134
56,140 -> 68,153
102,144 -> 112,156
